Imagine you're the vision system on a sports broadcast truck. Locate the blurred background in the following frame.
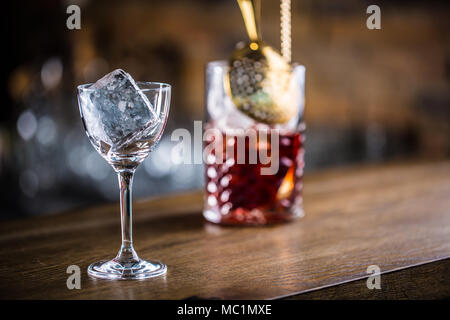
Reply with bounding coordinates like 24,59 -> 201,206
1,0 -> 449,219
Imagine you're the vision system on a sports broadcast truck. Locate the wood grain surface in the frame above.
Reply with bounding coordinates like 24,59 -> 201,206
0,161 -> 449,299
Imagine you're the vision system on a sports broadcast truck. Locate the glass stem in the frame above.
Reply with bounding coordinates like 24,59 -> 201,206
115,170 -> 139,264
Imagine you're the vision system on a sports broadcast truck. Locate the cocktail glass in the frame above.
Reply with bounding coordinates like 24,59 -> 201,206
77,81 -> 170,280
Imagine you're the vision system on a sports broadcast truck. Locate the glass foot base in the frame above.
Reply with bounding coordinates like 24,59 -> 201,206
88,259 -> 167,280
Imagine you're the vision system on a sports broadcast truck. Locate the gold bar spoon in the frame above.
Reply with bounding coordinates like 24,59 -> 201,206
226,0 -> 298,124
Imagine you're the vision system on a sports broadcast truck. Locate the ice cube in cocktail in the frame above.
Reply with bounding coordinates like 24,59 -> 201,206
78,69 -> 164,171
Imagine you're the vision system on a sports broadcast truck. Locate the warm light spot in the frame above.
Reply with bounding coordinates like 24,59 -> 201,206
249,42 -> 259,51
276,166 -> 294,200
9,67 -> 31,101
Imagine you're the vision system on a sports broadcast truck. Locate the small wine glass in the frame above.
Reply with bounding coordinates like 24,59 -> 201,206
77,81 -> 170,280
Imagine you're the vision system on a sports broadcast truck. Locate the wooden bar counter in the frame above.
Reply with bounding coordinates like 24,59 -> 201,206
0,161 -> 449,299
